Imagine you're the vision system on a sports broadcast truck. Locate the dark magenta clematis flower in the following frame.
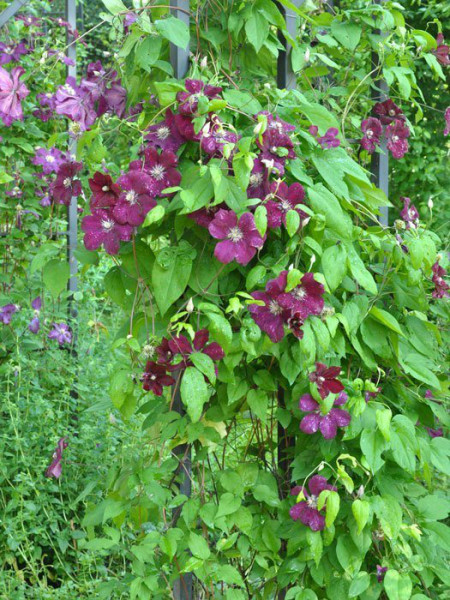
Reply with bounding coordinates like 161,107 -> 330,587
400,197 -> 419,229
289,475 -> 337,531
248,271 -> 290,343
426,425 -> 443,438
374,99 -> 404,125
386,119 -> 410,159
177,78 -> 222,115
257,127 -> 295,175
187,203 -> 225,228
99,78 -> 127,118
287,312 -> 305,340
257,111 -> 296,135
444,107 -> 450,137
309,362 -> 344,399
365,387 -> 381,403
54,77 -> 97,130
16,14 -> 41,27
431,261 -> 449,299
424,389 -> 433,399
82,209 -> 133,255
247,157 -> 269,200
50,161 -> 83,205
376,566 -> 388,583
156,337 -> 175,366
89,172 -> 120,210
265,181 -> 307,229
45,437 -> 68,479
208,209 -> 264,265
0,303 -> 19,324
141,361 -> 175,395
48,322 -> 72,346
166,329 -> 225,371
200,116 -> 238,157
0,66 -> 29,125
317,127 -> 340,149
299,391 -> 351,439
432,33 -> 450,66
361,117 -> 383,153
144,109 -> 185,153
139,147 -> 182,196
278,272 -> 324,320
113,171 -> 156,226
32,147 -> 67,174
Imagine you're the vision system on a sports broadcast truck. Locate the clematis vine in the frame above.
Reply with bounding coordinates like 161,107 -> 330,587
444,107 -> 450,137
113,171 -> 156,226
32,147 -> 67,174
177,78 -> 222,115
265,181 -> 307,229
386,119 -> 410,159
208,209 -> 264,265
89,171 -> 120,210
374,99 -> 404,125
431,260 -> 449,299
81,209 -> 133,255
159,329 -> 224,372
50,161 -> 83,205
248,271 -> 291,343
48,322 -> 72,346
144,108 -> 185,153
432,33 -> 450,66
360,117 -> 382,153
139,147 -> 182,196
28,296 -> 42,334
299,391 -> 351,439
0,303 -> 19,325
289,475 -> 337,531
400,197 -> 419,229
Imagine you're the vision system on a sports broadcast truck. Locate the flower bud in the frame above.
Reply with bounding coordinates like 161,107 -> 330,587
253,122 -> 263,135
126,334 -> 133,340
305,48 -> 311,63
428,197 -> 434,209
318,461 -> 325,471
200,56 -> 207,70
186,297 -> 194,313
310,254 -> 316,265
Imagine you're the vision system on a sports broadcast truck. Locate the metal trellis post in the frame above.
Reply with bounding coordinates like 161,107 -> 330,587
276,3 -> 304,599
66,0 -> 78,314
0,0 -> 30,28
169,3 -> 192,599
371,0 -> 389,226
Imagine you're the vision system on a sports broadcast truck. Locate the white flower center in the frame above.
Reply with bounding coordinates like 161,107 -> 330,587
293,287 -> 306,300
227,226 -> 243,243
269,300 -> 283,315
392,135 -> 399,143
270,146 -> 278,153
125,190 -> 138,204
389,109 -> 396,116
46,155 -> 55,163
307,494 -> 318,509
157,126 -> 170,140
366,130 -> 374,139
317,376 -> 325,384
64,84 -> 75,95
280,199 -> 292,212
63,177 -> 72,187
102,185 -> 109,192
150,164 -> 166,181
93,70 -> 101,76
250,173 -> 263,187
101,218 -> 115,231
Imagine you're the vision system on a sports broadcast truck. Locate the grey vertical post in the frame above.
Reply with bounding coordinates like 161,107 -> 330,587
169,3 -> 192,599
276,4 -> 303,599
0,0 -> 30,28
66,0 -> 78,310
277,0 -> 304,90
371,0 -> 389,226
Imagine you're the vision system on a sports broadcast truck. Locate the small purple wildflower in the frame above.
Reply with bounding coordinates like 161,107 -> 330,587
48,322 -> 72,346
45,437 -> 68,479
317,127 -> 340,149
400,197 -> 419,229
32,147 -> 67,174
431,261 -> 449,299
444,107 -> 450,137
0,303 -> 19,324
376,566 -> 388,583
309,363 -> 344,399
0,66 -> 29,125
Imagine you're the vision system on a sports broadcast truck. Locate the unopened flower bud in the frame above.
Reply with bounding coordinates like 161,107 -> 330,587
263,82 -> 271,89
108,413 -> 117,425
428,197 -> 433,209
356,485 -> 364,498
126,334 -> 133,340
318,461 -> 325,471
186,297 -> 194,313
253,122 -> 263,135
200,56 -> 207,70
305,48 -> 311,63
310,254 -> 316,265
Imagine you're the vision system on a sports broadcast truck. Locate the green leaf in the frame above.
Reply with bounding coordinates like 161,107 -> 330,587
143,205 -> 165,227
336,535 -> 362,576
321,244 -> 347,291
215,565 -> 244,587
306,530 -> 323,567
247,389 -> 269,423
417,495 -> 450,521
102,0 -> 126,15
360,429 -> 387,473
109,369 -> 133,409
390,415 -> 416,473
308,184 -> 352,239
370,306 -> 404,336
384,570 -> 412,600
349,572 -> 370,597
254,205 -> 268,237
0,172 -> 14,184
188,532 -> 210,560
286,210 -> 300,237
205,312 -> 233,352
190,352 -> 216,385
373,495 -> 402,540
376,407 -> 392,442
155,16 -> 190,49
43,259 -> 70,298
352,499 -> 370,534
423,522 -> 450,552
180,367 -> 209,422
245,12 -> 269,52
325,491 -> 340,528
346,246 -> 377,295
331,21 -> 362,51
135,36 -> 162,71
152,242 -> 195,315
